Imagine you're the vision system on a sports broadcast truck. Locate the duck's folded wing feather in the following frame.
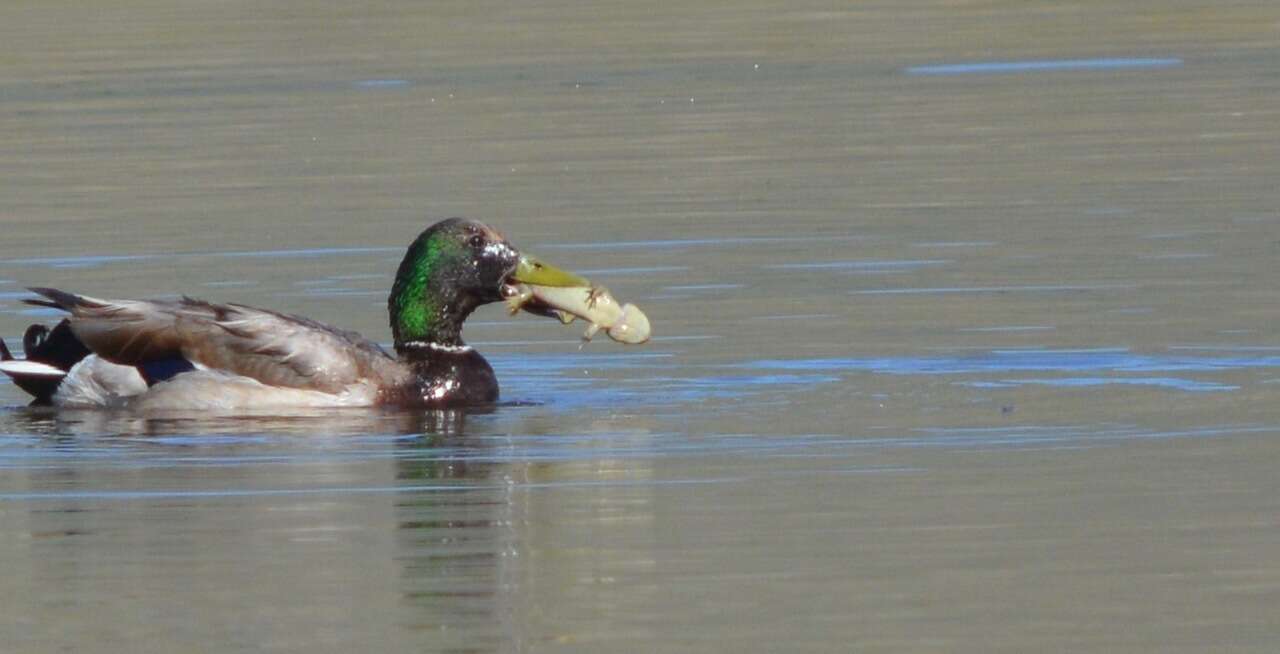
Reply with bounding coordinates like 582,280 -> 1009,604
26,288 -> 403,393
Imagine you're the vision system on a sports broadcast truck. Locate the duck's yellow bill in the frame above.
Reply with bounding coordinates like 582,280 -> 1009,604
510,254 -> 592,288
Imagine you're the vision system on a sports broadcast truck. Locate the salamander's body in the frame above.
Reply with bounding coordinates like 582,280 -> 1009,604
502,283 -> 651,345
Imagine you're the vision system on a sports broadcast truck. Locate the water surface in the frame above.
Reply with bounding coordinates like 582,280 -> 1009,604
3,1 -> 1280,652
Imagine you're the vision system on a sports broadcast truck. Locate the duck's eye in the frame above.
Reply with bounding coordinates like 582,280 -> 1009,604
468,234 -> 485,249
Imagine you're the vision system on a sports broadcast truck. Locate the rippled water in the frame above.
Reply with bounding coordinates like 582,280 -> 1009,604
3,1 -> 1280,651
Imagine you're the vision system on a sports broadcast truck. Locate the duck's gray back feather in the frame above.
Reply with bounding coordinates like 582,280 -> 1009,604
27,288 -> 410,394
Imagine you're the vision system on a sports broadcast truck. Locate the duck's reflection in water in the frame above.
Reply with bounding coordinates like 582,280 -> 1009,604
1,405 -> 467,439
0,404 -> 659,651
391,410 -> 663,649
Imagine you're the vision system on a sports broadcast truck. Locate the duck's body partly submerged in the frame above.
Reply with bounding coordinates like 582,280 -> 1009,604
15,290 -> 429,410
0,218 -> 590,410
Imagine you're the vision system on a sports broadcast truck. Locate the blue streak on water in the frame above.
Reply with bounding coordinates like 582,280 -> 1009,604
17,307 -> 63,318
750,313 -> 834,321
574,266 -> 688,276
353,79 -> 411,89
853,284 -> 1135,295
202,280 -> 259,288
960,377 -> 1238,392
742,348 -> 1280,393
215,246 -> 399,259
3,254 -> 161,269
492,352 -> 673,370
0,247 -> 402,269
745,349 -> 1280,374
888,424 -> 1280,449
958,325 -> 1055,333
1139,253 -> 1211,260
767,260 -> 950,271
296,288 -> 383,297
911,241 -> 997,248
904,57 -> 1183,76
663,283 -> 744,291
655,374 -> 842,388
1169,345 -> 1280,353
536,235 -> 867,250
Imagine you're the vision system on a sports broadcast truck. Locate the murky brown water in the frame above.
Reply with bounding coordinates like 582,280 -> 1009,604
3,1 -> 1280,651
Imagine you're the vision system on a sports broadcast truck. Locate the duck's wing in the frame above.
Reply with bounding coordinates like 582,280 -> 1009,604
26,287 -> 405,394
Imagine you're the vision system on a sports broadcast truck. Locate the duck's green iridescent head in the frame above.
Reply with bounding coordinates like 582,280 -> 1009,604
387,218 -> 583,351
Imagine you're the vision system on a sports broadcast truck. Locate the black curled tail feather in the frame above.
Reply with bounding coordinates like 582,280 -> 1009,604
25,321 -> 91,372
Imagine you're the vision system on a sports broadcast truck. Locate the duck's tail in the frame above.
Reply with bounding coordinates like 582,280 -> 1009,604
0,318 -> 93,405
24,287 -> 108,312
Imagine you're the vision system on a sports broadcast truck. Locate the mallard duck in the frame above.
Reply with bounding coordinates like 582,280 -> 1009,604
0,218 -> 595,410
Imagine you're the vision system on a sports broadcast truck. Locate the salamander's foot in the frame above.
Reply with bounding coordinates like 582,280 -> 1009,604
586,285 -> 607,310
502,284 -> 533,315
